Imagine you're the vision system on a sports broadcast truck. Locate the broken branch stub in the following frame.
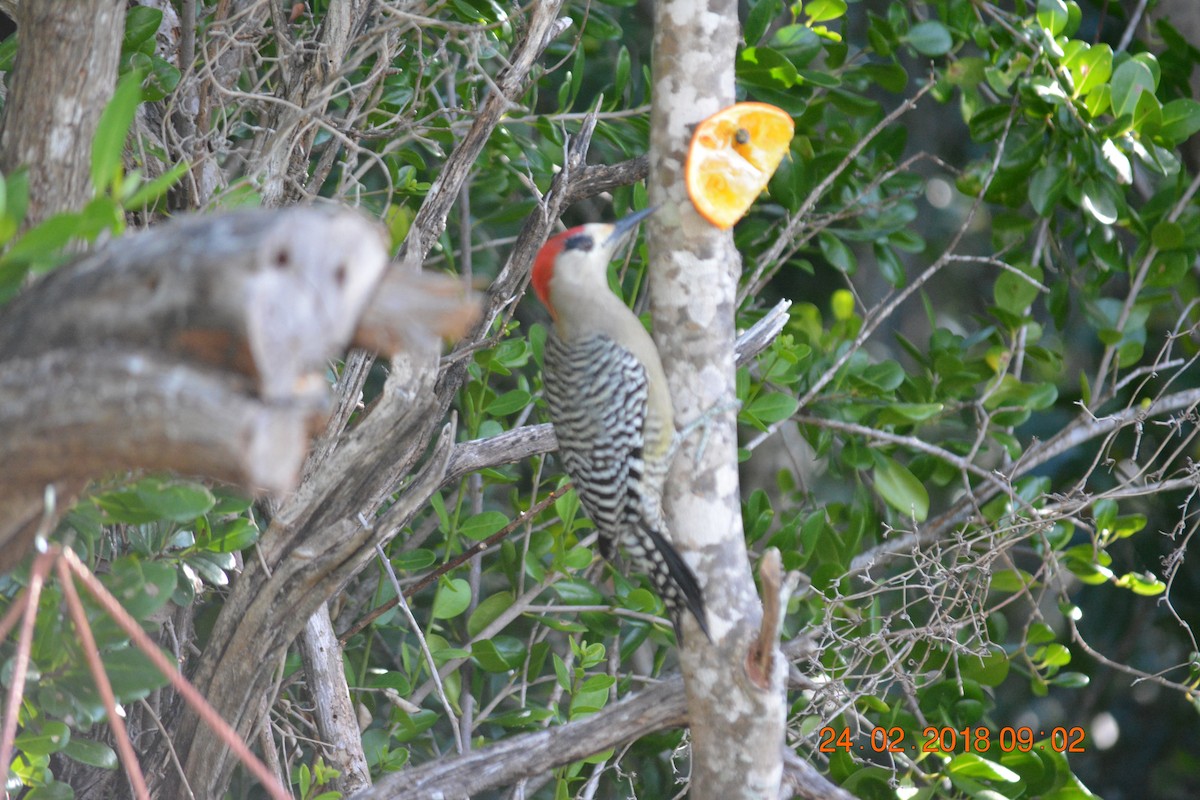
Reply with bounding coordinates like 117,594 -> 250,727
0,206 -> 480,573
0,206 -> 390,401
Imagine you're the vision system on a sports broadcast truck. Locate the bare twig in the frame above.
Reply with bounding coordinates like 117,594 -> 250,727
377,544 -> 465,754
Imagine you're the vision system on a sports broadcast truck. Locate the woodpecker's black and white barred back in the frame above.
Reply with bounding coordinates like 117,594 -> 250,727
543,331 -> 710,643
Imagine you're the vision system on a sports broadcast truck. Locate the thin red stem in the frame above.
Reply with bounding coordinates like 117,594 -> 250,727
0,552 -> 53,797
57,558 -> 151,800
59,547 -> 290,800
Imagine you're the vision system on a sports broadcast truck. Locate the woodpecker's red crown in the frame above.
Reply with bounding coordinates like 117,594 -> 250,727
531,207 -> 655,317
531,225 -> 594,315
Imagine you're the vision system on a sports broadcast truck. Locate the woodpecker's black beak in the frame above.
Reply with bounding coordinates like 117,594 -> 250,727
605,205 -> 657,245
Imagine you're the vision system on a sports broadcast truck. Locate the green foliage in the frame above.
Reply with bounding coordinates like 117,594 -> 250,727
5,0 -> 1200,796
0,478 -> 257,787
293,757 -> 343,800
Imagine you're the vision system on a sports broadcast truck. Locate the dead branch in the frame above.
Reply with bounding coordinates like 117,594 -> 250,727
0,207 -> 389,399
0,206 -> 465,572
355,677 -> 687,800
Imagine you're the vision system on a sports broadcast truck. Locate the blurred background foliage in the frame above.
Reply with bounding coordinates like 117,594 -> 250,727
3,0 -> 1200,797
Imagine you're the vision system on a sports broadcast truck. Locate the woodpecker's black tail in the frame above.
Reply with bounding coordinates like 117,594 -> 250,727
637,520 -> 711,643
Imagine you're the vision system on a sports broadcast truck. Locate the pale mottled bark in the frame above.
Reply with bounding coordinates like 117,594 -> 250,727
648,0 -> 789,797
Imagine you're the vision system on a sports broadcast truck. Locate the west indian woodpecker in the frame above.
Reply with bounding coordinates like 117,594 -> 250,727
531,207 -> 710,643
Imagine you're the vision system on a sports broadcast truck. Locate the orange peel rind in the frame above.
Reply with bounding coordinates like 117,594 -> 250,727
685,102 -> 795,230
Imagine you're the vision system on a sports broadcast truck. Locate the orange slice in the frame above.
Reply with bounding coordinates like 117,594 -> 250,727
685,102 -> 795,230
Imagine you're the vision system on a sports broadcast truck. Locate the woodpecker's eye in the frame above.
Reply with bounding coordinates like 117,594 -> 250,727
564,233 -> 594,252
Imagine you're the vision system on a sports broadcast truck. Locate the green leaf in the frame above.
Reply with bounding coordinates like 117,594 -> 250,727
1080,179 -> 1118,225
1111,58 -> 1156,119
968,105 -> 1016,143
25,783 -> 76,800
123,6 -> 163,52
959,647 -> 1011,687
1051,671 -> 1091,688
990,568 -> 1036,593
459,511 -> 508,541
1100,139 -> 1131,185
737,46 -> 799,89
614,46 -> 631,98
0,35 -> 17,73
431,578 -> 472,619
1151,220 -> 1185,250
204,517 -> 259,553
1028,162 -> 1066,217
137,480 -> 216,522
1033,643 -> 1071,668
818,231 -> 856,273
471,636 -> 525,672
745,392 -> 799,425
905,21 -> 953,57
103,646 -> 170,701
552,578 -> 605,605
1067,43 -> 1111,98
771,25 -> 823,68
947,752 -> 1021,782
106,557 -> 177,619
485,389 -> 531,416
1036,0 -> 1069,36
123,159 -> 189,211
873,454 -> 929,521
744,0 -> 781,46
392,548 -> 436,571
467,592 -> 514,638
881,402 -> 943,423
873,241 -> 905,287
92,70 -> 144,193
554,486 -> 580,529
803,0 -> 846,24
994,262 -> 1043,315
185,551 -> 234,586
3,211 -> 83,275
62,737 -> 118,769
1115,572 -> 1166,596
1158,99 -> 1200,145
15,722 -> 70,757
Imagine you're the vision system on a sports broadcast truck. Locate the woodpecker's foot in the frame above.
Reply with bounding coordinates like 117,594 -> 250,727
673,399 -> 743,464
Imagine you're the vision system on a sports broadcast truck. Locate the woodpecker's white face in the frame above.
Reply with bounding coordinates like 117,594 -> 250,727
531,224 -> 618,319
531,208 -> 654,319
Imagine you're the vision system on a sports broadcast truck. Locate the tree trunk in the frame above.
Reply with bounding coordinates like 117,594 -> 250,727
648,0 -> 788,797
0,0 -> 122,227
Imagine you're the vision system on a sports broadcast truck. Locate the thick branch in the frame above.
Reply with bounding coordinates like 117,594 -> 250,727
298,605 -> 371,795
0,207 -> 416,572
0,207 -> 389,400
0,351 -> 316,571
355,677 -> 687,800
352,631 -> 841,800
